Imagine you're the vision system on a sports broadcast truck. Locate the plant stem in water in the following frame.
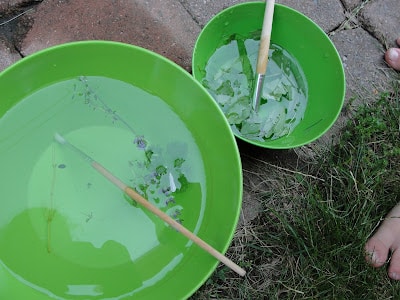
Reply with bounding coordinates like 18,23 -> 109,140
47,145 -> 57,253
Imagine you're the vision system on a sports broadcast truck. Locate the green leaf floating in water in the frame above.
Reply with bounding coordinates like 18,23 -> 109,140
226,96 -> 252,125
203,35 -> 308,141
216,80 -> 235,97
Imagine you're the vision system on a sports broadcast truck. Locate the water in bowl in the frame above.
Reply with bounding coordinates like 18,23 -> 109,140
202,34 -> 308,141
0,76 -> 206,298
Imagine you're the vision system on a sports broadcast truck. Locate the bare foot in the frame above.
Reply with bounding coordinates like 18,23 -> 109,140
384,38 -> 400,71
364,38 -> 400,280
365,203 -> 400,280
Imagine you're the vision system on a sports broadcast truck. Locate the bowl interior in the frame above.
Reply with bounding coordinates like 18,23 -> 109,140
192,2 -> 345,149
0,41 -> 242,299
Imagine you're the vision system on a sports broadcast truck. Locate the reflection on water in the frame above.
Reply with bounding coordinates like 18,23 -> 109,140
0,207 -> 187,298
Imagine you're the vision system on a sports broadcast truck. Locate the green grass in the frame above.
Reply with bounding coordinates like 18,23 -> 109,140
192,82 -> 400,299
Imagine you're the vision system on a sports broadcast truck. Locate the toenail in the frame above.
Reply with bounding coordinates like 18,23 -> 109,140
366,250 -> 378,263
387,48 -> 399,61
389,272 -> 400,280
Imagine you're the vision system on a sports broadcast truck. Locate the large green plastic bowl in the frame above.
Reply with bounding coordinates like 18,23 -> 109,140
192,2 -> 345,149
0,41 -> 242,299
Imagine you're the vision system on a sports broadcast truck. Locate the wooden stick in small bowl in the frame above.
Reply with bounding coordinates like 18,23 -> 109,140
252,0 -> 276,111
55,133 -> 246,277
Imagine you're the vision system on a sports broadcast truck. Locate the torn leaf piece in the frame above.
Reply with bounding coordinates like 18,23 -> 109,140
169,172 -> 177,192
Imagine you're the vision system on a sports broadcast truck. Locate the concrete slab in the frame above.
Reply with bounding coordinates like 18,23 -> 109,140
0,32 -> 20,70
360,0 -> 400,48
20,0 -> 201,71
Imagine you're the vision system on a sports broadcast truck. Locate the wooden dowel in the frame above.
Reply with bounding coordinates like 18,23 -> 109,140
91,161 -> 246,277
256,0 -> 275,75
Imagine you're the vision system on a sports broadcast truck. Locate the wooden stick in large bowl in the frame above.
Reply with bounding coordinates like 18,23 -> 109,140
54,133 -> 246,277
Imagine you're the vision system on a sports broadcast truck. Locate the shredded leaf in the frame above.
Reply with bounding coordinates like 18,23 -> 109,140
203,37 -> 308,141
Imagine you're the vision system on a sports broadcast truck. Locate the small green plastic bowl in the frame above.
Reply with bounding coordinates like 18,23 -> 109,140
0,41 -> 242,299
192,2 -> 345,149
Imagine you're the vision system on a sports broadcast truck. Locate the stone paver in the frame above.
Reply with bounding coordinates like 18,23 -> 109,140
180,0 -> 345,33
360,0 -> 400,48
277,0 -> 345,33
332,27 -> 392,102
20,0 -> 200,71
179,0 -> 248,28
320,26 -> 395,146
